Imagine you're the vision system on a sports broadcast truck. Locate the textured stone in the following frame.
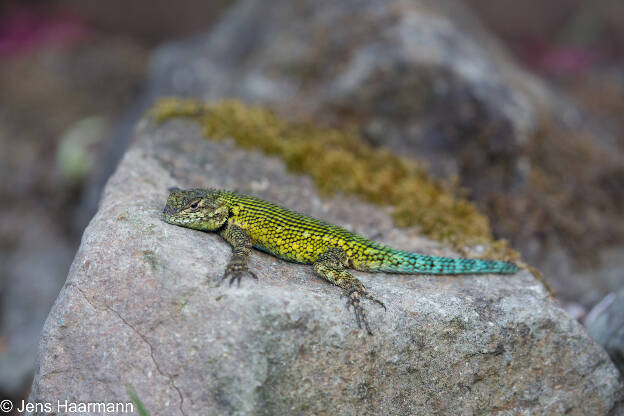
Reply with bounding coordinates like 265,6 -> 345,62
29,120 -> 623,415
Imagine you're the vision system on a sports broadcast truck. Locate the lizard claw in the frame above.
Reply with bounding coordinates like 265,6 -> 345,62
364,293 -> 386,311
219,262 -> 258,287
346,289 -> 373,335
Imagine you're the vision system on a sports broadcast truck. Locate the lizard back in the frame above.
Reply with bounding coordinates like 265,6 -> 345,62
218,190 -> 369,265
217,191 -> 518,275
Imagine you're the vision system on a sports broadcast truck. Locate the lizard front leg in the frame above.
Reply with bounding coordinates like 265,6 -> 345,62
313,247 -> 385,335
218,221 -> 258,286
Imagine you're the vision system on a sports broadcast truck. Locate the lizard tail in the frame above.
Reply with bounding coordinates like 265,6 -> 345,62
356,245 -> 518,275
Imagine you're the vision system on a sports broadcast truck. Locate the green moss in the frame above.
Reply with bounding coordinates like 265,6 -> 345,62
149,98 -> 522,266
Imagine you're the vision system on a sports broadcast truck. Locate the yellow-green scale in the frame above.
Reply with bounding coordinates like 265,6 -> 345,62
218,191 -> 384,268
216,190 -> 518,275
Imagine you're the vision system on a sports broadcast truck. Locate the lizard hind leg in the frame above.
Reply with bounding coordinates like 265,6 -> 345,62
312,247 -> 385,335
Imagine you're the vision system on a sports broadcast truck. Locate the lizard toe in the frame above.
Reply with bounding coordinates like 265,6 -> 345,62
346,290 -> 374,335
367,295 -> 386,311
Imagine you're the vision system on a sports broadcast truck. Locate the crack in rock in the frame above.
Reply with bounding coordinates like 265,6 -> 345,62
73,285 -> 187,416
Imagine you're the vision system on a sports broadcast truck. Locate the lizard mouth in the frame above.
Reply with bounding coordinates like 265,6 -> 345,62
162,202 -> 183,224
162,210 -> 178,224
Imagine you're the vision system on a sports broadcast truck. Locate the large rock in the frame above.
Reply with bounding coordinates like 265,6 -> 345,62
29,119 -> 623,415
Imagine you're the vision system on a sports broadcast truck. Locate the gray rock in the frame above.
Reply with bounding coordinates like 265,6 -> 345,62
587,289 -> 624,376
29,119 -> 623,415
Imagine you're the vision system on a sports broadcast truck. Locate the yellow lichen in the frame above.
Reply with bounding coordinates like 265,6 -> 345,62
150,97 -> 525,267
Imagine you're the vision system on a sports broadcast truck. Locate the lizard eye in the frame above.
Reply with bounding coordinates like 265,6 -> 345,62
190,201 -> 199,209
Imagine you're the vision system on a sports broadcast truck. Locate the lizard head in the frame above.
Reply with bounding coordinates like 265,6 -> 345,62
162,188 -> 229,231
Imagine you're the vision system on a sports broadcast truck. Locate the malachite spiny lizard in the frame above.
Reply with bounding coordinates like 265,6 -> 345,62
162,188 -> 518,334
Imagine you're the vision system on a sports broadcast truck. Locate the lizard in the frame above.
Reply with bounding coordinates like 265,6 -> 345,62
162,188 -> 518,334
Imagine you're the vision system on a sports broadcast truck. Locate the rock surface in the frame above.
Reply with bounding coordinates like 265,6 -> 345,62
29,119 -> 623,415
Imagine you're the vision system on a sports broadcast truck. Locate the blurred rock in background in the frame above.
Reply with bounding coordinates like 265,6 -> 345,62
586,289 -> 624,376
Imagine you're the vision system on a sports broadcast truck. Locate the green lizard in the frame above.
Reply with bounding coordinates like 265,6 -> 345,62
162,188 -> 518,334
